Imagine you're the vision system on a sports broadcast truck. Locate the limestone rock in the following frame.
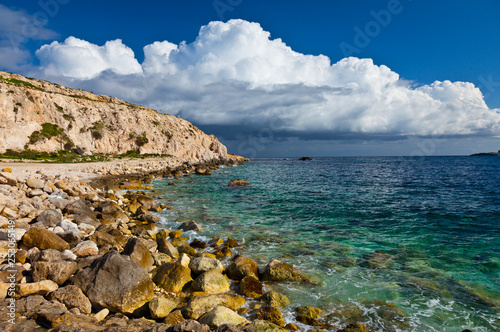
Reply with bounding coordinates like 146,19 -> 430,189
169,320 -> 211,332
15,280 -> 58,297
189,257 -> 224,275
71,240 -> 99,257
148,297 -> 179,319
260,291 -> 290,309
122,237 -> 154,271
294,306 -> 322,326
153,262 -> 192,293
32,260 -> 78,285
255,306 -> 285,327
22,227 -> 70,251
157,238 -> 179,259
261,259 -> 311,283
192,270 -> 230,294
199,306 -> 248,328
178,220 -> 202,232
71,250 -> 154,314
47,285 -> 92,314
26,178 -> 45,189
228,179 -> 249,187
239,276 -> 264,299
226,255 -> 259,280
164,309 -> 185,325
183,294 -> 246,320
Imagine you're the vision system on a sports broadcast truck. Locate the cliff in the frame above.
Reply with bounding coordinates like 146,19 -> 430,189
0,71 -> 227,163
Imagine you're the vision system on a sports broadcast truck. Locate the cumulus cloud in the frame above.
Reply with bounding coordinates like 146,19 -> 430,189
34,19 -> 500,139
0,4 -> 58,71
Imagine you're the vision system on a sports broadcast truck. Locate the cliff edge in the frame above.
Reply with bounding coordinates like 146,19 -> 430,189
0,71 -> 228,163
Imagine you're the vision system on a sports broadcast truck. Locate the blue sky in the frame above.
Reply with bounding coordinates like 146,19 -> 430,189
1,0 -> 499,156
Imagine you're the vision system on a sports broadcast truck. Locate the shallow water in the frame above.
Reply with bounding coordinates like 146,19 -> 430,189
154,156 -> 500,331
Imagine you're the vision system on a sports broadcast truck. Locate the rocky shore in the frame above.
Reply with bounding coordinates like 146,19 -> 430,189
0,158 -> 371,332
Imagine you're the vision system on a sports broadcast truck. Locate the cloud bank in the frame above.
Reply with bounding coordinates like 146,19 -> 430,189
31,19 -> 500,139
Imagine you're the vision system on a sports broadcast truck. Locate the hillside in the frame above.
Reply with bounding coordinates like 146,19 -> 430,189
0,71 -> 228,163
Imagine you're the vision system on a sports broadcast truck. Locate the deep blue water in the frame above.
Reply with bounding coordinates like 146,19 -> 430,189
154,156 -> 500,331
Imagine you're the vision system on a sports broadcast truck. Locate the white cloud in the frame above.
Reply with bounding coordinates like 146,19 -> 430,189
36,37 -> 143,79
34,19 -> 500,139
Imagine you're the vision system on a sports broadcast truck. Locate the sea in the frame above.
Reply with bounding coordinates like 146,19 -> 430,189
152,156 -> 500,331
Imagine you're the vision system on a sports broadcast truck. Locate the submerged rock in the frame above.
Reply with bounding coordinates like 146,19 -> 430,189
261,259 -> 312,283
295,306 -> 322,326
228,179 -> 249,187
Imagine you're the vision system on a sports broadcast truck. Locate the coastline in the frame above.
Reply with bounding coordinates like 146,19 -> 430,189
0,158 -> 356,332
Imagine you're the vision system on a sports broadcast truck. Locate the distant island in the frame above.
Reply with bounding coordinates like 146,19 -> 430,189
470,150 -> 500,156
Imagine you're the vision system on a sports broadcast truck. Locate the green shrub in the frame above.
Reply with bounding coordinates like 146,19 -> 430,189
135,133 -> 149,146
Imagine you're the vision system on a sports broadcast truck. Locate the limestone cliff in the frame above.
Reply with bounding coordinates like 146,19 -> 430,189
0,71 -> 227,163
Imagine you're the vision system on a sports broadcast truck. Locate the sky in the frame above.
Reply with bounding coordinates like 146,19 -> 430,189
1,0 -> 499,157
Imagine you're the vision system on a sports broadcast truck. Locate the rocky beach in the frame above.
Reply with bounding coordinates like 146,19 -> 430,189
0,157 -> 368,332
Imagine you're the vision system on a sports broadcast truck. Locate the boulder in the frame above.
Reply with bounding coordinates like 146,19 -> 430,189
178,220 -> 202,232
190,239 -> 208,249
47,285 -> 92,314
26,178 -> 45,189
199,306 -> 248,328
152,252 -> 172,266
178,253 -> 191,267
178,243 -> 197,256
32,260 -> 78,285
153,262 -> 192,293
122,237 -> 154,271
148,297 -> 179,319
189,257 -> 224,275
225,238 -> 239,248
213,247 -> 232,258
183,294 -> 246,320
261,259 -> 311,283
168,320 -> 210,332
22,227 -> 70,251
15,280 -> 58,297
164,309 -> 185,325
294,306 -> 322,326
239,276 -> 264,299
338,323 -> 371,332
64,200 -> 95,217
192,270 -> 230,294
228,179 -> 249,187
255,306 -> 285,327
71,240 -> 98,257
226,256 -> 259,280
71,250 -> 154,314
260,291 -> 290,309
157,238 -> 179,259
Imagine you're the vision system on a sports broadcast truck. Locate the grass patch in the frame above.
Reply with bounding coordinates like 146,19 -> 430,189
69,94 -> 94,101
135,133 -> 149,146
54,102 -> 64,113
0,76 -> 45,91
0,149 -> 172,163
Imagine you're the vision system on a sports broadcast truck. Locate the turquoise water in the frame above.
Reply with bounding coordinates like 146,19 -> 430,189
154,156 -> 500,331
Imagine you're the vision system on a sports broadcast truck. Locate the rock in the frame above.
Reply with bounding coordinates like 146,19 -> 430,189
157,238 -> 179,259
213,246 -> 232,258
178,220 -> 202,232
225,238 -> 239,248
26,178 -> 45,189
239,276 -> 264,299
0,282 -> 8,299
227,256 -> 259,280
209,237 -> 224,247
1,168 -> 12,173
192,270 -> 230,294
32,260 -> 78,285
61,249 -> 77,261
71,240 -> 98,257
169,320 -> 211,332
338,323 -> 370,332
228,179 -> 249,187
148,297 -> 179,319
0,228 -> 26,241
164,309 -> 185,325
178,243 -> 197,256
122,237 -> 154,271
152,252 -> 172,266
15,280 -> 58,297
64,200 -> 95,216
71,250 -> 154,314
88,231 -> 118,249
199,306 -> 248,328
22,227 -> 70,251
0,207 -> 17,219
49,197 -> 73,210
260,291 -> 290,309
284,323 -> 298,331
261,259 -> 311,283
47,285 -> 92,314
189,257 -> 224,275
94,308 -> 109,322
0,172 -> 17,186
247,320 -> 288,332
153,262 -> 193,293
191,239 -> 208,249
28,189 -> 45,197
294,306 -> 322,325
358,251 -> 393,269
183,294 -> 246,320
178,253 -> 191,267
195,167 -> 211,176
255,306 -> 285,327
